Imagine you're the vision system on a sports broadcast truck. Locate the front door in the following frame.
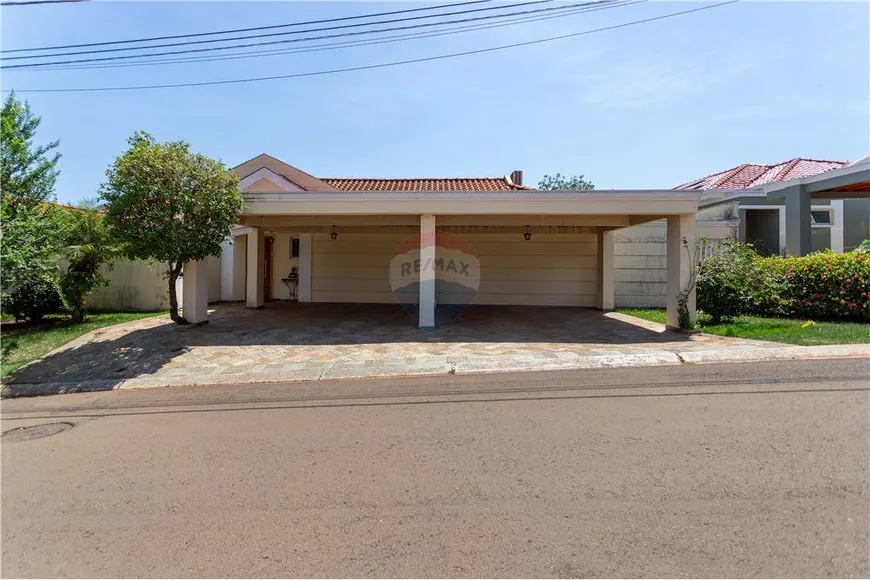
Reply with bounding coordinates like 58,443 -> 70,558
264,236 -> 274,301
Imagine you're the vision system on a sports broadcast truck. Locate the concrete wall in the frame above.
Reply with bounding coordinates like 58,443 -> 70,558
844,199 -> 870,251
207,255 -> 222,303
86,260 -> 176,311
614,204 -> 738,308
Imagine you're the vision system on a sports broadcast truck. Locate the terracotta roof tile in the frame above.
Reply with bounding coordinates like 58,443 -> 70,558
675,158 -> 850,190
320,177 -> 532,192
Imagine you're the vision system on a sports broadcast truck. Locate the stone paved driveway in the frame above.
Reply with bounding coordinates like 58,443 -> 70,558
4,302 -> 782,395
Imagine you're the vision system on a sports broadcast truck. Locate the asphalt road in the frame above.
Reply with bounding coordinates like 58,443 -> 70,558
2,358 -> 869,578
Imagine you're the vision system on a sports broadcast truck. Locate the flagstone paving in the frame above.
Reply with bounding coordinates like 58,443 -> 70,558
4,302 -> 783,395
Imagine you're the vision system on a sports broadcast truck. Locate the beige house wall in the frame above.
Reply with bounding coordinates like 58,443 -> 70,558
269,233 -> 300,300
86,260 -> 175,311
310,231 -> 599,307
461,233 -> 598,307
614,204 -> 738,307
311,232 -> 407,303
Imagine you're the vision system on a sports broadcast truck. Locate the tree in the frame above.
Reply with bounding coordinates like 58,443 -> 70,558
59,201 -> 122,322
0,93 -> 65,322
100,131 -> 243,324
537,173 -> 595,191
1,92 -> 61,212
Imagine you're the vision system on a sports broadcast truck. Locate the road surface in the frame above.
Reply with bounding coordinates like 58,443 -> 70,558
2,358 -> 868,578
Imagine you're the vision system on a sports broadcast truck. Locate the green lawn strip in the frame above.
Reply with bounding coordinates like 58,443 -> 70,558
618,309 -> 870,346
1,311 -> 167,378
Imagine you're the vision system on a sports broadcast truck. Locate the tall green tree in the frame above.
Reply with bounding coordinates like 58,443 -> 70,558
0,93 -> 65,322
100,131 -> 243,324
537,173 -> 595,191
1,92 -> 61,212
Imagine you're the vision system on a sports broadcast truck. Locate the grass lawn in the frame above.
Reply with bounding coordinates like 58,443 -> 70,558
619,308 -> 870,346
1,311 -> 166,378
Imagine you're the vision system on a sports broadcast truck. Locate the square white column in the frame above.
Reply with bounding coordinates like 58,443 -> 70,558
666,213 -> 697,329
232,234 -> 247,301
597,229 -> 615,311
297,233 -> 312,303
419,214 -> 436,330
246,227 -> 265,309
182,258 -> 209,325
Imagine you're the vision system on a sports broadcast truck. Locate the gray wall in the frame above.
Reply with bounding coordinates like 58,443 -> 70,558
844,199 -> 870,251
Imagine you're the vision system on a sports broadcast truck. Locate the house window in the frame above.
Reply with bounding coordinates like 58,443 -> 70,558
290,237 -> 300,258
811,209 -> 832,226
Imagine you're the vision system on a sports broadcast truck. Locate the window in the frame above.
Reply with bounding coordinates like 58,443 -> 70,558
811,209 -> 832,226
290,237 -> 300,258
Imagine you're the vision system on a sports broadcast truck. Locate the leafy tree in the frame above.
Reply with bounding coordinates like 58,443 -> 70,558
537,173 -> 595,191
0,92 -> 61,212
100,131 -> 243,324
0,93 -> 65,321
58,200 -> 122,322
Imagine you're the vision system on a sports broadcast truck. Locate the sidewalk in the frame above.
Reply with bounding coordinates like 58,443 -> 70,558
2,304 -> 867,398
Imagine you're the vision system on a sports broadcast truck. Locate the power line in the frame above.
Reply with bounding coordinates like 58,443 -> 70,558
3,0 -> 550,61
5,1 -> 739,94
1,0 -> 86,5
3,0 -> 609,69
19,0 -> 642,72
0,0 -> 490,53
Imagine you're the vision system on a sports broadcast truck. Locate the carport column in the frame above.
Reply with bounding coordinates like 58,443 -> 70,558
666,213 -> 697,329
419,214 -> 436,330
246,227 -> 265,309
182,258 -> 209,325
297,233 -> 312,302
783,185 -> 812,256
597,229 -> 615,311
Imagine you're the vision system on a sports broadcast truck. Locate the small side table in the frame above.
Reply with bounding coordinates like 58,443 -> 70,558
281,276 -> 299,301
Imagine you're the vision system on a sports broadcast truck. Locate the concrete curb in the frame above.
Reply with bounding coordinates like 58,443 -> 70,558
2,343 -> 866,398
676,343 -> 869,364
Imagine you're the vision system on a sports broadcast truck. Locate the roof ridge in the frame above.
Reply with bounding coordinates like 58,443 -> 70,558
320,176 -> 511,180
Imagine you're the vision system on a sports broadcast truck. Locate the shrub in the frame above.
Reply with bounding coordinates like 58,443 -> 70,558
760,251 -> 870,322
1,272 -> 64,322
696,240 -> 777,323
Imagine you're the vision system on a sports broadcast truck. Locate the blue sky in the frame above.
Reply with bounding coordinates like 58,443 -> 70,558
2,1 -> 868,204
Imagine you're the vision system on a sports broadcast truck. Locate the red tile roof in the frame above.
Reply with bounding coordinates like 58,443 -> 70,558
320,177 -> 532,192
675,158 -> 850,190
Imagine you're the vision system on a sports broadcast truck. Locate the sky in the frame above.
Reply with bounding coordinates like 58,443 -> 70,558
1,0 -> 868,204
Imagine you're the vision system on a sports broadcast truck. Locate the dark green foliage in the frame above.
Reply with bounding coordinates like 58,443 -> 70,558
2,273 -> 64,322
100,131 -> 243,324
696,240 -> 869,323
696,240 -> 774,323
537,173 -> 595,191
58,202 -> 120,322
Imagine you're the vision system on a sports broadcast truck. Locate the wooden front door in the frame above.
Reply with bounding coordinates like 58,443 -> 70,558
264,236 -> 274,301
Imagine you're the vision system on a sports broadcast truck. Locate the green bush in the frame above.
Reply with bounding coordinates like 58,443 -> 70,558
696,240 -> 779,323
695,241 -> 869,323
1,272 -> 64,322
760,251 -> 869,322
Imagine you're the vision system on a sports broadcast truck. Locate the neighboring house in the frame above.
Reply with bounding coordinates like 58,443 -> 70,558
182,153 -> 703,328
678,157 -> 870,255
612,157 -> 870,308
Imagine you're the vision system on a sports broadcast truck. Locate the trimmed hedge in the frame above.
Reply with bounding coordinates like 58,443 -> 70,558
697,242 -> 870,323
760,251 -> 869,322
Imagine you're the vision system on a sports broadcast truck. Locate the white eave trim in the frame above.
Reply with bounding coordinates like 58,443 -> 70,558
241,190 -> 700,216
239,167 -> 302,192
